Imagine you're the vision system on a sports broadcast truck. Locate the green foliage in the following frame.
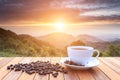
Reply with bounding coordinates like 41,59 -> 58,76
105,44 -> 120,57
0,28 -> 62,57
70,40 -> 85,46
1,28 -> 120,57
0,51 -> 22,57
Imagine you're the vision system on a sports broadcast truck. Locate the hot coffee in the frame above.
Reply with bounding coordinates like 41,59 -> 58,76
72,48 -> 87,50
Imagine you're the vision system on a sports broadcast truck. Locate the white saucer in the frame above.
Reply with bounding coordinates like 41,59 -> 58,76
61,57 -> 100,70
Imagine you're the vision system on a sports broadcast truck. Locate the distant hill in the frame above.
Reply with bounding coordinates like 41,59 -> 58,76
38,32 -> 120,52
87,39 -> 120,52
76,34 -> 103,43
39,32 -> 103,48
0,28 -> 61,56
0,27 -> 19,39
97,34 -> 120,41
39,32 -> 75,48
1,27 -> 120,57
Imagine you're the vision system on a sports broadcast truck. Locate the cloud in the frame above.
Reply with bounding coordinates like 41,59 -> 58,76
0,0 -> 120,25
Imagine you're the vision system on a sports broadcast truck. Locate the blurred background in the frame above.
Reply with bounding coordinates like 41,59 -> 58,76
0,0 -> 120,57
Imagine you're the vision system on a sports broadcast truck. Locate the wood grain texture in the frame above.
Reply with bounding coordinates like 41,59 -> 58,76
18,57 -> 42,80
49,57 -> 64,80
64,68 -> 79,80
0,57 -> 119,80
0,58 -> 3,61
99,58 -> 120,75
2,57 -> 32,80
98,58 -> 120,80
77,70 -> 95,80
0,58 -> 13,69
61,58 -> 79,80
114,57 -> 120,61
34,57 -> 50,80
0,57 -> 23,80
89,67 -> 110,80
106,58 -> 120,67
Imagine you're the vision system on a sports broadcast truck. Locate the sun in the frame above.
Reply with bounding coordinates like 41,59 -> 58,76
55,22 -> 64,29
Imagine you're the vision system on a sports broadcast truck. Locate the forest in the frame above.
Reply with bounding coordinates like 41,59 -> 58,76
0,28 -> 120,57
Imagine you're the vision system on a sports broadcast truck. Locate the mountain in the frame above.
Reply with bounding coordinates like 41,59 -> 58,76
98,34 -> 120,41
1,28 -> 120,57
0,27 -> 19,39
39,32 -> 103,48
0,28 -> 61,56
39,32 -> 75,49
76,34 -> 103,43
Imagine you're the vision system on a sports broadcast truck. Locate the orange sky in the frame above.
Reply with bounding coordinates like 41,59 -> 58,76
0,0 -> 120,26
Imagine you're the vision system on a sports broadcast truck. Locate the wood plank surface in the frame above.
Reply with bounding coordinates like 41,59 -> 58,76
99,58 -> 120,74
18,57 -> 42,80
49,57 -> 64,80
61,58 -> 79,80
0,57 -> 119,80
106,58 -> 120,67
0,58 -> 13,69
115,57 -> 120,61
89,67 -> 110,80
2,57 -> 32,80
77,70 -> 95,80
98,58 -> 120,80
0,58 -> 3,61
0,57 -> 23,80
34,57 -> 50,80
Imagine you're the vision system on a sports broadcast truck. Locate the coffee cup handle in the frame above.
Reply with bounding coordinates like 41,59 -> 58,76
93,49 -> 100,57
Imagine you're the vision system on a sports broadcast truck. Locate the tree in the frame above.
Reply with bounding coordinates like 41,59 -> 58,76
106,44 -> 120,57
70,40 -> 85,46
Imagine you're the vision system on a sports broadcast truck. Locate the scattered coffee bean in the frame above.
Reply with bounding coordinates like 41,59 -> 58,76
52,72 -> 58,77
63,70 -> 68,74
65,60 -> 84,66
7,66 -> 10,70
11,66 -> 14,70
10,64 -> 13,67
22,69 -> 25,72
15,68 -> 21,71
7,61 -> 68,78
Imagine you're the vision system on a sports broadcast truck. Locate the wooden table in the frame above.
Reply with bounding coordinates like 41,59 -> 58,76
0,57 -> 119,80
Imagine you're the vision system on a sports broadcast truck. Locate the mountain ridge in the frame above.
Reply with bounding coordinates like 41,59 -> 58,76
0,28 -> 61,56
38,32 -> 103,48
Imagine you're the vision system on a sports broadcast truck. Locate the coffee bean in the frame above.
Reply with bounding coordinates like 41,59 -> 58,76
65,60 -> 84,66
11,66 -> 14,70
10,64 -> 13,67
39,71 -> 44,75
63,70 -> 68,74
7,60 -> 68,78
52,72 -> 58,77
55,63 -> 59,66
22,69 -> 25,72
15,68 -> 21,71
7,66 -> 10,70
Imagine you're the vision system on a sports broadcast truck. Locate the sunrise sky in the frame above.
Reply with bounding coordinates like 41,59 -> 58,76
0,0 -> 120,36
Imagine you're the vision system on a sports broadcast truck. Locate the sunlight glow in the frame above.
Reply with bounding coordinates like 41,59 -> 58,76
55,22 -> 64,29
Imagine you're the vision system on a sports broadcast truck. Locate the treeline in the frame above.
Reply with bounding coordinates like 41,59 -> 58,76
0,28 -> 120,57
0,35 -> 63,57
0,28 -> 63,57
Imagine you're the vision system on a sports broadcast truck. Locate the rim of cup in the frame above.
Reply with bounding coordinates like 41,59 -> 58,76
67,46 -> 94,50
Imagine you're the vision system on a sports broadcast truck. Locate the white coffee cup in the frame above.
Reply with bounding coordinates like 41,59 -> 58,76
67,46 -> 100,65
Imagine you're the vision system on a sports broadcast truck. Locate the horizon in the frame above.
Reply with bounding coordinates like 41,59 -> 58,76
1,26 -> 120,41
